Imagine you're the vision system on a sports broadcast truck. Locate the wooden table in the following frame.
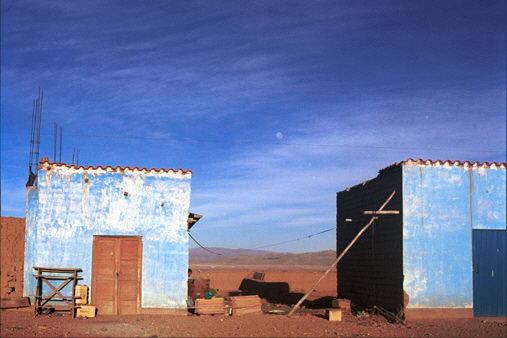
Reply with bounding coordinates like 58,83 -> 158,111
32,267 -> 83,317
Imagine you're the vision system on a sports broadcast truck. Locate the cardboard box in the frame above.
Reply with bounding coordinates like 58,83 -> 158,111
75,285 -> 88,305
76,305 -> 96,318
326,309 -> 342,321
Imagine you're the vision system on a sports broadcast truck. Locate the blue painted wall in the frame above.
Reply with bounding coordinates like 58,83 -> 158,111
470,167 -> 506,230
24,162 -> 192,309
402,163 -> 506,308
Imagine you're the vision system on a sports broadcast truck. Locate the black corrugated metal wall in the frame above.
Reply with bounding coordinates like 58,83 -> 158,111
336,165 -> 404,316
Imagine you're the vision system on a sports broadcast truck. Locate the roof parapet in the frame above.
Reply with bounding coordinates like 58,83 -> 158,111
379,158 -> 506,173
38,156 -> 192,176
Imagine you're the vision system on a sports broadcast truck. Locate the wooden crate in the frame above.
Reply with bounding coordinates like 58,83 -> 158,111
76,305 -> 96,318
195,298 -> 225,315
75,285 -> 88,305
231,295 -> 261,307
231,295 -> 262,316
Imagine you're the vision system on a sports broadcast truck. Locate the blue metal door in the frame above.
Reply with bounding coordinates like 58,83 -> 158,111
472,229 -> 506,317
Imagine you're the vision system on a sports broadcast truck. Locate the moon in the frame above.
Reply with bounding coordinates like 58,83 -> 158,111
276,132 -> 283,139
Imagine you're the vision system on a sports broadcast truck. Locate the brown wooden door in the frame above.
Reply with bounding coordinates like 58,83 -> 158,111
92,236 -> 142,315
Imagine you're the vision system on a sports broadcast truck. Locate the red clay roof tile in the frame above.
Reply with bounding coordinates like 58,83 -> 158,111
38,156 -> 192,175
380,158 -> 506,172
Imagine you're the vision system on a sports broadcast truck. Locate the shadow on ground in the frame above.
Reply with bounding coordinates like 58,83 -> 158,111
237,278 -> 334,309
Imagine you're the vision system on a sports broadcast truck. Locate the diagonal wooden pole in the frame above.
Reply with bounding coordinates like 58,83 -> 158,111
287,190 -> 396,317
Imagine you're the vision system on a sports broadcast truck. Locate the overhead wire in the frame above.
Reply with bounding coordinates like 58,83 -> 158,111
189,227 -> 335,256
248,228 -> 334,251
188,232 -> 223,256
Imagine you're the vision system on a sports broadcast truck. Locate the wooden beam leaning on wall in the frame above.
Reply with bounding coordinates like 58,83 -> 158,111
287,190 -> 398,317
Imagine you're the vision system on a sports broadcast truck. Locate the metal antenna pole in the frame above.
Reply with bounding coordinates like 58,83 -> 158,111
59,126 -> 63,163
72,147 -> 75,164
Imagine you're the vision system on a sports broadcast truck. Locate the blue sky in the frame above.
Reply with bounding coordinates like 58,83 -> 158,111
1,0 -> 505,253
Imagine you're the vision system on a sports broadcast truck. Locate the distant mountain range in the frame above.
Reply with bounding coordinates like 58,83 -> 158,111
189,247 -> 282,259
189,248 -> 337,268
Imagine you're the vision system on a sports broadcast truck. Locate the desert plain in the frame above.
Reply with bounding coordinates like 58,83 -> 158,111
2,259 -> 506,337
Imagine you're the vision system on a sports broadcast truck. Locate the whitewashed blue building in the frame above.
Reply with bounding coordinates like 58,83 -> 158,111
24,157 -> 195,315
336,159 -> 506,317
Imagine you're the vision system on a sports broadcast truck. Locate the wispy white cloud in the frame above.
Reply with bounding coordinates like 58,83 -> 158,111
189,81 -> 505,245
2,0 -> 505,252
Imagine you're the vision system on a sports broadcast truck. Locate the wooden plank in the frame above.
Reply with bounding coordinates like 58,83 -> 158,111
363,210 -> 399,214
0,297 -> 30,309
32,275 -> 83,279
34,267 -> 83,272
233,307 -> 262,316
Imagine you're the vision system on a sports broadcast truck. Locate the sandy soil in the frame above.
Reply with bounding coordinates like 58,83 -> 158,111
190,268 -> 337,298
2,268 -> 505,337
1,307 -> 506,337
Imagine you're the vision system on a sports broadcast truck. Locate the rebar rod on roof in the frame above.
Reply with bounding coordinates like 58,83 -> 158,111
35,89 -> 43,166
54,122 -> 57,162
29,99 -> 36,172
27,89 -> 43,187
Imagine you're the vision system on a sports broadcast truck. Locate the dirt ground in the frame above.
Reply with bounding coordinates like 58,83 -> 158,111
191,268 -> 338,298
1,306 -> 506,337
1,268 -> 506,337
